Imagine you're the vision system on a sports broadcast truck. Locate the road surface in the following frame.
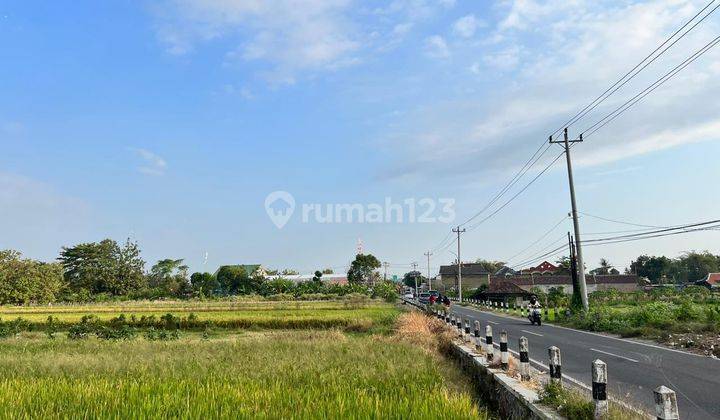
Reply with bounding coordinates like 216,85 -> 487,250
444,303 -> 720,419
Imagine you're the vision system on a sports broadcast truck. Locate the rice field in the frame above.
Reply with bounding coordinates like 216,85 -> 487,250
0,301 -> 487,418
0,300 -> 400,332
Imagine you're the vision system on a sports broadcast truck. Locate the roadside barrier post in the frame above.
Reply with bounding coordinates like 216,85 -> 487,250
519,337 -> 530,381
450,315 -> 455,327
505,302 -> 509,313
485,325 -> 494,362
445,313 -> 451,325
548,346 -> 562,385
474,320 -> 482,352
500,331 -> 509,370
456,318 -> 463,338
592,359 -> 608,419
654,386 -> 679,420
521,305 -> 525,318
464,319 -> 471,343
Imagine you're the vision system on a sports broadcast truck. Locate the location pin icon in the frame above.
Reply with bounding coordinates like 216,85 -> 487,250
265,191 -> 295,229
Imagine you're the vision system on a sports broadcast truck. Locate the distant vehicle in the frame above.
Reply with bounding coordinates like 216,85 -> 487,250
428,290 -> 439,298
403,292 -> 414,299
418,292 -> 431,304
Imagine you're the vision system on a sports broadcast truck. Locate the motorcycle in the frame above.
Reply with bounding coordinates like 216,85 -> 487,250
528,308 -> 542,326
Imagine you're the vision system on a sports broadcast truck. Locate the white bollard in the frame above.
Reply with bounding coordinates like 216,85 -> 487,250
464,319 -> 471,343
592,359 -> 608,419
548,346 -> 562,385
500,331 -> 509,370
485,325 -> 494,362
654,386 -> 679,420
474,320 -> 482,352
519,337 -> 530,381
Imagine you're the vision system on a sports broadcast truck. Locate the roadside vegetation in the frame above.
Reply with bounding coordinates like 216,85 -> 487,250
539,382 -> 645,420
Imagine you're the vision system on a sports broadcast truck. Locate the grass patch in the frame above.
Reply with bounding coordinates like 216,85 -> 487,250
539,382 -> 645,420
0,329 -> 486,418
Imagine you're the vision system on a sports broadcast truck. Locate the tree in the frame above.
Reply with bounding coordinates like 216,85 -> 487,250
671,251 -> 719,283
629,255 -> 673,283
190,272 -> 219,296
216,266 -> 262,295
0,250 -> 64,304
402,271 -> 425,289
321,268 -> 334,274
58,238 -> 145,295
281,269 -> 299,275
347,254 -> 381,285
590,258 -> 618,275
554,256 -> 572,275
312,270 -> 323,282
473,259 -> 505,273
149,259 -> 191,297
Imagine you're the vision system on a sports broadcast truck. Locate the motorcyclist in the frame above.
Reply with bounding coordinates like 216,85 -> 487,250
528,295 -> 542,324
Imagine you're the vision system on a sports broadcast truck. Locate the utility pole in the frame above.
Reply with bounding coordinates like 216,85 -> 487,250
382,261 -> 389,282
424,251 -> 433,290
452,227 -> 466,302
411,262 -> 419,298
550,128 -> 588,311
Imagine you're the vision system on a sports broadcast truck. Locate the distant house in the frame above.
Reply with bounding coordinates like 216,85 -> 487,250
694,273 -> 720,290
520,260 -> 558,275
495,266 -> 519,277
439,263 -> 492,291
475,281 -> 533,305
501,274 -> 640,293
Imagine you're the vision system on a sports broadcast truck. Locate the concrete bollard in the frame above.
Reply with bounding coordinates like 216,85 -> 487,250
445,313 -> 450,325
548,346 -> 562,385
474,320 -> 482,352
485,325 -> 494,362
592,359 -> 608,419
500,331 -> 509,370
456,318 -> 463,338
519,337 -> 530,381
654,386 -> 679,420
521,305 -> 525,318
505,302 -> 509,313
450,314 -> 455,327
464,319 -> 471,343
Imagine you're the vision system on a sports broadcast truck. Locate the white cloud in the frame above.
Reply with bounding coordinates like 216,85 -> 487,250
156,0 -> 360,82
131,148 -> 167,176
452,14 -> 482,38
379,0 -> 720,181
483,45 -> 521,70
424,35 -> 450,58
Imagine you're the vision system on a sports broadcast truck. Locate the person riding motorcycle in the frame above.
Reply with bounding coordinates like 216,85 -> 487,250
528,295 -> 542,325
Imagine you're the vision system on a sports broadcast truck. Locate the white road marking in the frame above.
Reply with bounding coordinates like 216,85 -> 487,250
590,348 -> 639,363
487,320 -> 498,325
521,329 -> 544,337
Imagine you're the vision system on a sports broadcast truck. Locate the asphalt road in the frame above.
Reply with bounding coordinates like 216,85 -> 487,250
445,303 -> 720,419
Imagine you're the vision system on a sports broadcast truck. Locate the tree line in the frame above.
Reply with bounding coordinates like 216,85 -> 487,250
0,240 -> 393,305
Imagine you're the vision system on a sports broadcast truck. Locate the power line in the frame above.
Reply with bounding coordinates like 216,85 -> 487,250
578,211 -> 666,228
582,34 -> 720,138
503,215 -> 570,264
548,0 -> 719,138
583,224 -> 720,247
582,219 -> 720,243
466,151 -> 565,232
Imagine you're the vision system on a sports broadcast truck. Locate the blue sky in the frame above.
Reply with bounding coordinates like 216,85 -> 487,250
1,0 -> 719,276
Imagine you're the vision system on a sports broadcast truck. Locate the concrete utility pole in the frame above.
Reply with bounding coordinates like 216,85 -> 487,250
382,261 -> 389,282
424,251 -> 433,290
411,262 -> 419,297
550,128 -> 588,311
452,227 -> 466,302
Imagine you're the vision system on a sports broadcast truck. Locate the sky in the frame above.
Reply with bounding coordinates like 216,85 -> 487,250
1,0 -> 719,277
